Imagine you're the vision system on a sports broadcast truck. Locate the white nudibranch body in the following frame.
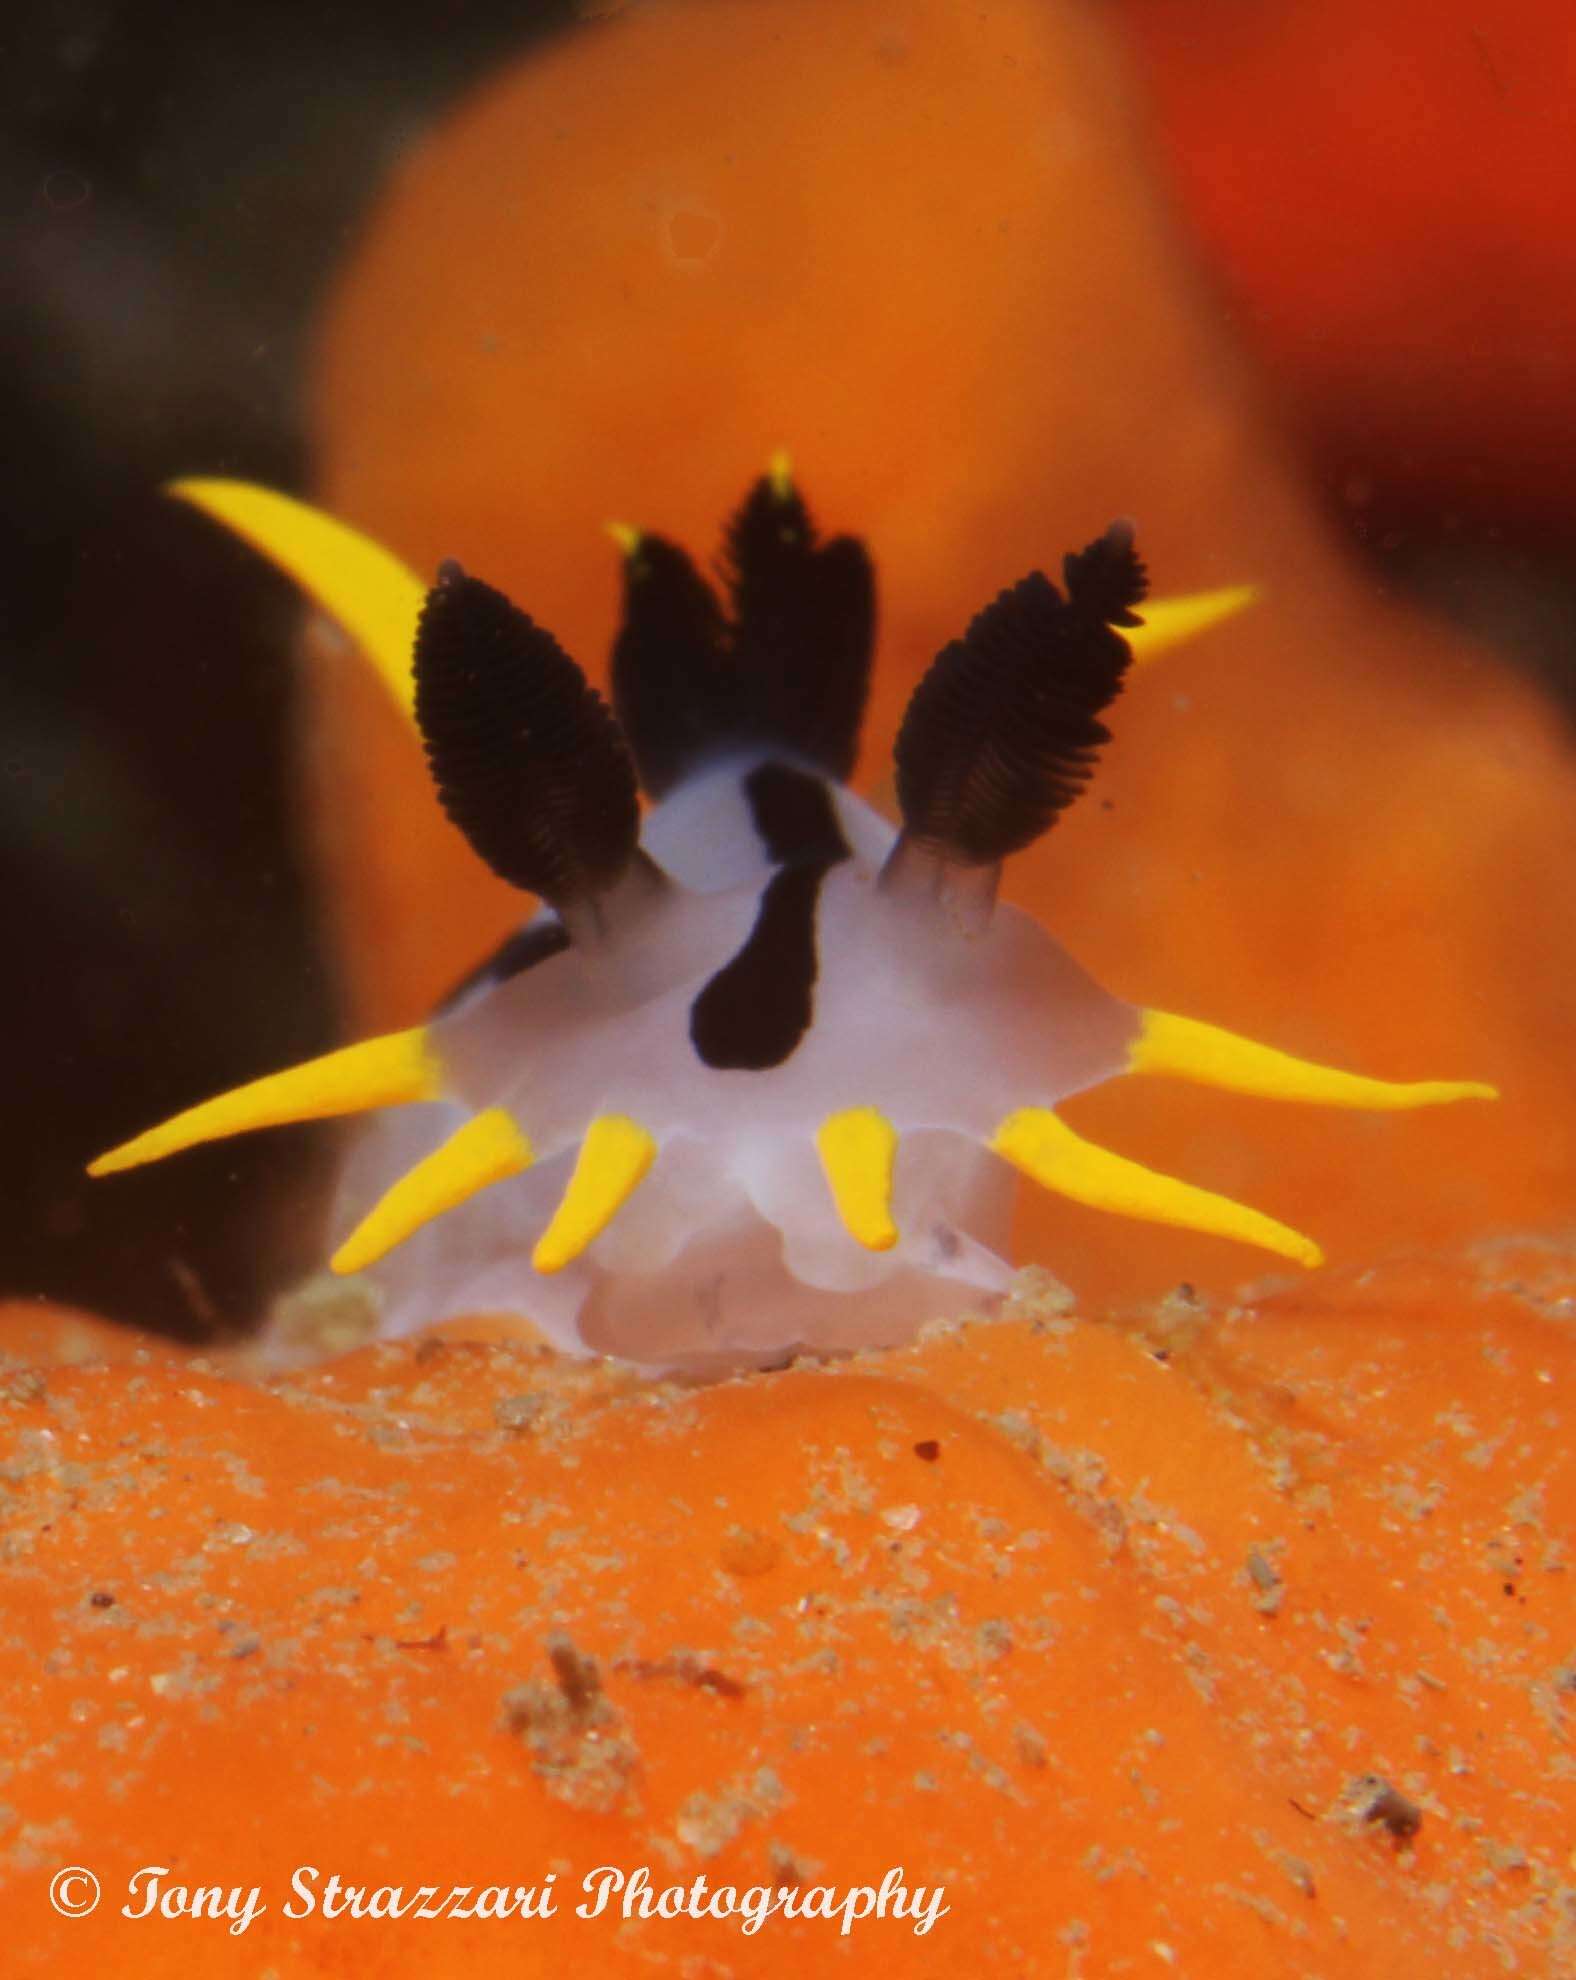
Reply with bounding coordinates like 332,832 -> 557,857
340,755 -> 1130,1366
88,467 -> 1497,1372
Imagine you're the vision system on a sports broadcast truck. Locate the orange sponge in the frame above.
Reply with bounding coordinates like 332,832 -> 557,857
1115,0 -> 1576,539
1,1239 -> 1569,1972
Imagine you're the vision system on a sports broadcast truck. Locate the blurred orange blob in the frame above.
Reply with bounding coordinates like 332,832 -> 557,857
301,0 -> 1574,1303
1,1242 -> 1570,1973
1112,0 -> 1576,541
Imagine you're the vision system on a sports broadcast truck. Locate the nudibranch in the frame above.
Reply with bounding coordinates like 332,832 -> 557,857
89,464 -> 1495,1369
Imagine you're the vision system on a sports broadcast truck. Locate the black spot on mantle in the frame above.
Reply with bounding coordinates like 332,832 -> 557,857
689,862 -> 838,1071
690,761 -> 852,1071
743,761 -> 851,867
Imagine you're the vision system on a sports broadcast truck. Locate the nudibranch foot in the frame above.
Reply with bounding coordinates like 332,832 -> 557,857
323,1110 -> 1017,1371
89,464 -> 1497,1372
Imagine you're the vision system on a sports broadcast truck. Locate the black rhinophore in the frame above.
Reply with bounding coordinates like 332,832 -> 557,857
413,566 -> 640,906
892,520 -> 1146,869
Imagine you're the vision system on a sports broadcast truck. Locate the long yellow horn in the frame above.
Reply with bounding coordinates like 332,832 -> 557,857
816,1107 -> 899,1251
532,1115 -> 658,1274
1127,583 -> 1258,665
1130,1010 -> 1498,1110
168,479 -> 425,718
991,1106 -> 1321,1268
331,1107 -> 534,1275
87,1028 -> 441,1177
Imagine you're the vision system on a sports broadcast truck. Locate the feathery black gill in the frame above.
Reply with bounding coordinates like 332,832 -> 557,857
1060,517 -> 1148,626
722,472 -> 876,783
611,534 -> 734,799
892,521 -> 1145,868
608,470 -> 876,795
413,566 -> 640,905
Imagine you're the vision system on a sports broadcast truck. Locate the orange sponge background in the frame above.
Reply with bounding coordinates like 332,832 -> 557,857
1114,0 -> 1576,546
291,0 -> 1574,1301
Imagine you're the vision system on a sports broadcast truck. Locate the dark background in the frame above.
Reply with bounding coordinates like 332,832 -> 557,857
1,0 -> 576,1336
2,0 -> 1570,1338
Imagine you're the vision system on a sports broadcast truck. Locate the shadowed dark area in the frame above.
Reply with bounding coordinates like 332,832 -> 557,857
0,0 -> 574,1336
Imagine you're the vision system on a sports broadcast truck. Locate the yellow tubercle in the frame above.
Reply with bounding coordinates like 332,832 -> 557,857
331,1107 -> 534,1276
816,1107 -> 900,1251
767,448 -> 794,500
605,520 -> 642,557
87,1028 -> 442,1177
1131,1010 -> 1498,1110
167,479 -> 425,717
991,1106 -> 1322,1269
532,1115 -> 658,1274
1127,583 -> 1259,665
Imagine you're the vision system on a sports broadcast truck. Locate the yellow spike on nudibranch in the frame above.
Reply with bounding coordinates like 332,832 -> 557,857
990,1106 -> 1322,1269
86,1028 -> 442,1177
1127,583 -> 1259,665
1131,1010 -> 1498,1111
167,479 -> 426,717
606,520 -> 642,557
816,1107 -> 899,1251
331,1107 -> 534,1276
768,448 -> 794,500
532,1114 -> 658,1274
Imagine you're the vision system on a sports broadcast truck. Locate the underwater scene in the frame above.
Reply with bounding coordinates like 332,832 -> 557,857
3,0 -> 1572,1969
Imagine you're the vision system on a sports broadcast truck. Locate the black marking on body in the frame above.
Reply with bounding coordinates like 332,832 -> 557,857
609,472 -> 874,797
893,521 -> 1145,868
434,918 -> 571,1016
689,861 -> 839,1071
689,762 -> 852,1069
742,761 -> 851,867
414,567 -> 639,904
